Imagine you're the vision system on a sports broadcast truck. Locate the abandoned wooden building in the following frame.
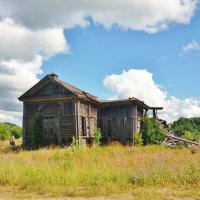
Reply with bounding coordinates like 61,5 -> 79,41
19,73 -> 161,147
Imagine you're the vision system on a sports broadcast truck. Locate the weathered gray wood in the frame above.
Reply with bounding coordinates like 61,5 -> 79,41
20,73 -> 150,147
165,132 -> 200,146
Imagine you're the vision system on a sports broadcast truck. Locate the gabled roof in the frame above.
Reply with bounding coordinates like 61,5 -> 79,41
57,79 -> 98,100
18,73 -> 99,102
18,73 -> 155,110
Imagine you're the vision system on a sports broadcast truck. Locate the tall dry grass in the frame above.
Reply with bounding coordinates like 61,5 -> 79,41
0,141 -> 200,197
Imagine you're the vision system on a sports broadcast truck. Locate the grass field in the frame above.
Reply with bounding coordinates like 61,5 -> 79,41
0,141 -> 200,199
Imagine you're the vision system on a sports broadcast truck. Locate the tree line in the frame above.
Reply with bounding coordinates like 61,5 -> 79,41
0,122 -> 22,140
171,117 -> 200,142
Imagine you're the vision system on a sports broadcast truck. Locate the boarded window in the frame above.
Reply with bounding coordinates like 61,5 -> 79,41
64,102 -> 73,115
26,104 -> 38,114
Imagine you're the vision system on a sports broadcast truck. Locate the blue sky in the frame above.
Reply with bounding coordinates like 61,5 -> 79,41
0,0 -> 200,124
41,12 -> 200,100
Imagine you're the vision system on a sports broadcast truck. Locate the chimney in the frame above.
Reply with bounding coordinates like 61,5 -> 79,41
49,72 -> 58,79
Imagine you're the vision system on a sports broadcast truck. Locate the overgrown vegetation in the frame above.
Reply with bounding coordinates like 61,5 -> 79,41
71,135 -> 80,150
133,132 -> 143,146
32,113 -> 43,148
0,143 -> 199,199
171,117 -> 200,142
140,116 -> 165,145
93,128 -> 102,145
0,122 -> 22,140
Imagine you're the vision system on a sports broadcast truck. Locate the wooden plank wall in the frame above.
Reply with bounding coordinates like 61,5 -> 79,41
77,101 -> 98,137
98,105 -> 136,143
23,100 -> 77,146
23,100 -> 144,147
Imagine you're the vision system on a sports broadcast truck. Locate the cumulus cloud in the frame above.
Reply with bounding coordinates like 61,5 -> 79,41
103,69 -> 166,106
160,97 -> 200,122
0,56 -> 43,125
0,109 -> 22,125
0,0 -> 197,33
103,69 -> 200,123
182,40 -> 200,52
0,18 -> 68,125
0,19 -> 68,61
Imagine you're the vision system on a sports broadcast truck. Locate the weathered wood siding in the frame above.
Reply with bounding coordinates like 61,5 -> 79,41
21,74 -> 148,147
23,100 -> 99,147
77,101 -> 98,137
23,100 -> 76,146
98,105 -> 139,143
34,81 -> 73,97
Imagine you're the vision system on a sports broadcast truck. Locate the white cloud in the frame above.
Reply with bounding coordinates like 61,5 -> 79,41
160,97 -> 200,122
0,109 -> 22,126
103,69 -> 166,106
0,18 -> 68,124
103,69 -> 200,123
0,0 -> 197,33
182,40 -> 200,52
0,19 -> 68,61
0,56 -> 44,125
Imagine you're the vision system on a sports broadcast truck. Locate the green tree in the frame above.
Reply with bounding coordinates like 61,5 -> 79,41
171,117 -> 200,142
0,122 -> 22,141
140,116 -> 165,145
10,126 -> 22,139
0,123 -> 10,140
32,113 -> 43,148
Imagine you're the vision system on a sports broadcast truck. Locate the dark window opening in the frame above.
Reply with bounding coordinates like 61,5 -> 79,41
82,117 -> 87,136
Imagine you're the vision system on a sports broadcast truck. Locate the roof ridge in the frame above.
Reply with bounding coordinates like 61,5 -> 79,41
57,79 -> 98,99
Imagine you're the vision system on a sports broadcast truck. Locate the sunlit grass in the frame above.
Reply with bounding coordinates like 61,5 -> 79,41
0,141 -> 200,199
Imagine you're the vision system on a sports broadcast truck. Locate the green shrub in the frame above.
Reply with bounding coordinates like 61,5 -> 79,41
183,131 -> 200,142
140,116 -> 165,145
133,132 -> 143,146
72,136 -> 79,149
0,124 -> 10,140
10,126 -> 22,139
93,128 -> 102,145
183,131 -> 194,141
0,122 -> 22,140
